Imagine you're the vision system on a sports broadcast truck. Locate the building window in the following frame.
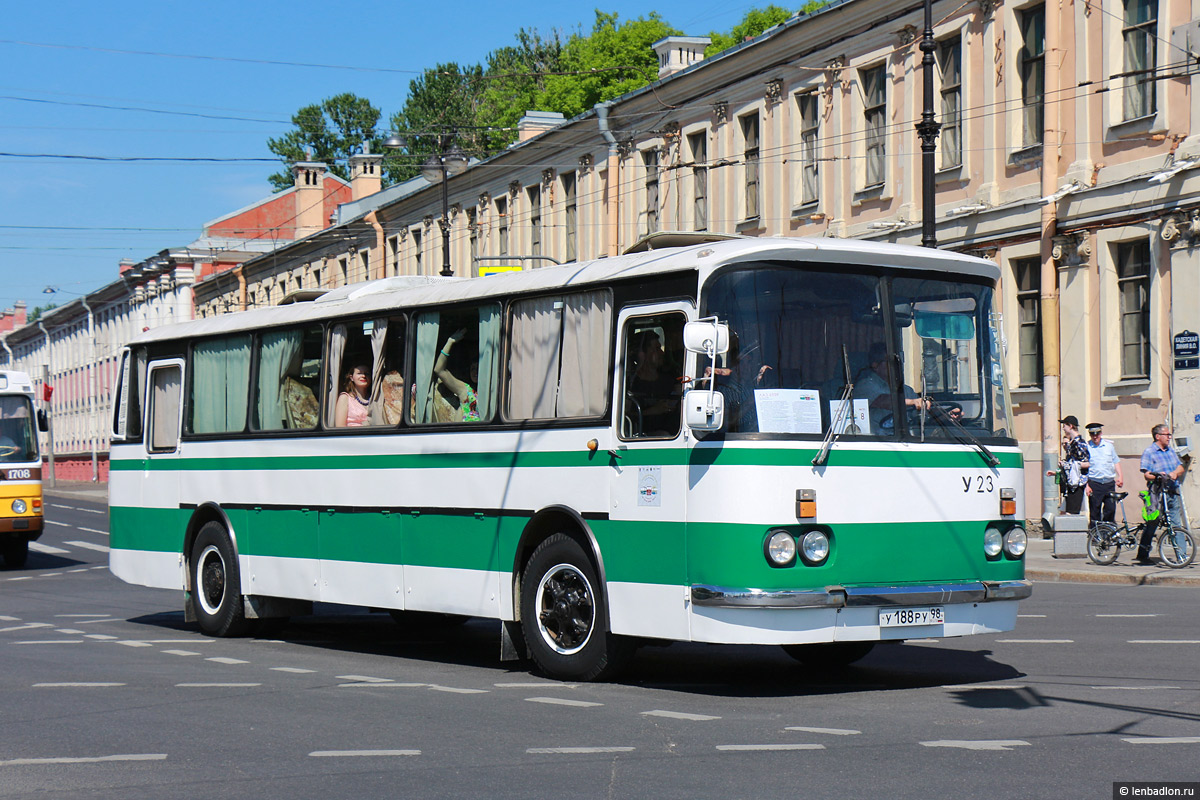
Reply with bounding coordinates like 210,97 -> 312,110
861,65 -> 886,187
359,250 -> 370,282
1019,5 -> 1045,148
562,172 -> 577,262
528,186 -> 541,257
1123,0 -> 1157,120
388,236 -> 400,277
938,37 -> 962,168
339,257 -> 348,287
643,148 -> 659,235
740,113 -> 760,220
797,92 -> 819,204
411,229 -> 422,274
1013,257 -> 1042,387
496,196 -> 509,257
1116,239 -> 1151,380
689,132 -> 708,231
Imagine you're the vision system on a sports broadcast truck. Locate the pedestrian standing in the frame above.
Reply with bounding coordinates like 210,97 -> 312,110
1059,416 -> 1089,514
1134,424 -> 1187,564
1084,422 -> 1123,524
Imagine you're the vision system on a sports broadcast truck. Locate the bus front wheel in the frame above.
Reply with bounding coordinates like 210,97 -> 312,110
519,533 -> 631,682
2,539 -> 28,569
189,522 -> 253,637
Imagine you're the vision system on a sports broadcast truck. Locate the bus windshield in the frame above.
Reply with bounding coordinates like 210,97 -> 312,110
701,263 -> 1012,441
0,396 -> 38,463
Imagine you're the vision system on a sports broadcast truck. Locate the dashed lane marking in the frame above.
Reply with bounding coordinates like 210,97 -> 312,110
15,640 -> 84,644
336,682 -> 427,688
56,614 -> 110,618
117,641 -> 153,648
641,710 -> 721,722
785,726 -> 861,736
34,683 -> 125,688
85,635 -> 118,640
716,744 -> 825,752
336,674 -> 393,683
1017,614 -> 1046,618
74,618 -> 122,625
1096,614 -> 1157,618
0,623 -> 52,633
65,541 -> 109,553
1091,685 -> 1182,691
994,639 -> 1074,644
1128,640 -> 1200,644
77,527 -> 108,536
1122,737 -> 1200,745
526,697 -> 603,708
5,577 -> 32,582
176,683 -> 262,688
161,650 -> 200,657
30,543 -> 69,555
206,657 -> 249,665
941,684 -> 1027,690
527,747 -> 635,754
45,520 -> 70,527
0,616 -> 19,621
921,740 -> 1031,751
496,682 -> 579,689
308,750 -> 420,758
271,667 -> 316,674
0,754 -> 166,766
55,629 -> 85,634
42,573 -> 62,577
49,504 -> 104,515
427,685 -> 488,694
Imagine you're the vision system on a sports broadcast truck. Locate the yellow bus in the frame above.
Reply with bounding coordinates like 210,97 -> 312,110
0,370 -> 47,568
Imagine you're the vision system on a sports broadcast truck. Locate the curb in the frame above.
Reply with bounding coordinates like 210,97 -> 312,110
1027,566 -> 1200,587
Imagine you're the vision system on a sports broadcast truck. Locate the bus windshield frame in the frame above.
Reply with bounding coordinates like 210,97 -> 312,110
0,395 -> 40,464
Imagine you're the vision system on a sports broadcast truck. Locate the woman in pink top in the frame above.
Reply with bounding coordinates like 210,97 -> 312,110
334,363 -> 371,427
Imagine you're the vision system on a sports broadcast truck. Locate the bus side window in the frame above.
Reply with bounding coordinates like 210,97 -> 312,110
620,314 -> 685,440
253,325 -> 321,432
411,304 -> 500,425
325,316 -> 406,429
188,336 -> 251,435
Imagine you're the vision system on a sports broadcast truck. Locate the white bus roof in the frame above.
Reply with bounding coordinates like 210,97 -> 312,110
0,371 -> 36,394
131,236 -> 1000,346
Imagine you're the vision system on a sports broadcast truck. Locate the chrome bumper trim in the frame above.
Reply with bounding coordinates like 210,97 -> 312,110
690,579 -> 1032,609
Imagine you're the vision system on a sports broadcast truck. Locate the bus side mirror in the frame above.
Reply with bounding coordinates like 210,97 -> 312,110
684,389 -> 724,431
37,409 -> 48,432
684,320 -> 729,356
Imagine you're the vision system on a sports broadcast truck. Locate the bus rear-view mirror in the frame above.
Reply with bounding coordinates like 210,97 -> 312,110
684,389 -> 724,431
683,320 -> 729,356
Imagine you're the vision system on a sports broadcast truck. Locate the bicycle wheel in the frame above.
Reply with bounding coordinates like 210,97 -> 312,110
1157,527 -> 1196,568
1087,522 -> 1120,565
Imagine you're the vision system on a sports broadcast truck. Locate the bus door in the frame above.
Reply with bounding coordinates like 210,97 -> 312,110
608,302 -> 694,639
135,359 -> 185,565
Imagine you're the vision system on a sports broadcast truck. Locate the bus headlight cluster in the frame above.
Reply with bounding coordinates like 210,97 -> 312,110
766,530 -> 797,566
800,531 -> 830,565
984,527 -> 1003,558
1004,528 -> 1028,557
11,499 -> 26,514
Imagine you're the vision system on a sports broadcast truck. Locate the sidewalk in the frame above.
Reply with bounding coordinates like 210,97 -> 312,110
43,481 -> 1199,587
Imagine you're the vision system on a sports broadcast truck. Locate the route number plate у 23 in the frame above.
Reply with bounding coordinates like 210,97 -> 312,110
878,606 -> 945,628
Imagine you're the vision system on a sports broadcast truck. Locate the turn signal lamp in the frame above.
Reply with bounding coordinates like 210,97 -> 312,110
796,489 -> 817,519
32,499 -> 42,510
1000,488 -> 1016,517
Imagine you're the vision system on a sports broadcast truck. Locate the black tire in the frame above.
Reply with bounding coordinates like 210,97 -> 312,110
520,533 -> 631,682
1158,527 -> 1196,568
2,539 -> 29,569
189,522 -> 253,637
1086,523 -> 1120,565
782,642 -> 876,668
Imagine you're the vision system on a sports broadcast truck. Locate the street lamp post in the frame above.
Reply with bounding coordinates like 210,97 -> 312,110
382,133 -> 469,277
915,0 -> 942,249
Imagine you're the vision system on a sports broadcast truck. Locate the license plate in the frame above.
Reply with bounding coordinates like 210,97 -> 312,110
879,606 -> 945,627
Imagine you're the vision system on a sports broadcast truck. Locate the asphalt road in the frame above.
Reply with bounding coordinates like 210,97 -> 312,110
0,495 -> 1197,799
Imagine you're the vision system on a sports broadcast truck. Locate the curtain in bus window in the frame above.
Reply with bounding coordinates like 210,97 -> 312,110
508,296 -> 563,419
191,337 -> 250,434
559,290 -> 611,417
414,314 -> 440,423
367,318 -> 388,425
325,324 -> 346,424
150,367 -> 181,450
476,304 -> 500,421
257,329 -> 302,430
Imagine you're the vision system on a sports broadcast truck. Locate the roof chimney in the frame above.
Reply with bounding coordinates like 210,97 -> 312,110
13,301 -> 26,329
517,111 -> 565,143
349,142 -> 383,201
652,36 -> 711,79
292,156 -> 329,239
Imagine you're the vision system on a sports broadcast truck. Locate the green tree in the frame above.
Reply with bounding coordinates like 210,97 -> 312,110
387,62 -> 485,183
27,303 -> 56,323
267,93 -> 384,191
475,28 -> 565,153
536,11 -> 680,120
706,6 -> 799,56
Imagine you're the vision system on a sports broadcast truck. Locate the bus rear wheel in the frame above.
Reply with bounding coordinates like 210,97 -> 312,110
782,642 -> 876,668
189,522 -> 253,637
2,539 -> 28,569
520,533 -> 631,682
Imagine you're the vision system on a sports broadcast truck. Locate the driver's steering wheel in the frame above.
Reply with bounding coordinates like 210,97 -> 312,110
0,444 -> 19,458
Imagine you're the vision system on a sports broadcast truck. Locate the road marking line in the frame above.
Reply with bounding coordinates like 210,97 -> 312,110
527,747 -> 635,754
90,566 -> 106,570
336,674 -> 393,683
641,710 -> 721,721
717,744 -> 825,751
0,622 -> 52,633
43,572 -> 64,577
1128,640 -> 1200,644
428,685 -> 488,694
34,682 -> 125,687
0,616 -> 19,621
1091,686 -> 1181,691
117,641 -> 153,648
308,750 -> 420,758
30,542 -> 69,555
137,639 -> 213,644
1017,614 -> 1046,618
994,639 -> 1074,644
15,640 -> 83,644
85,634 -> 118,640
206,657 -> 248,665
176,683 -> 262,688
271,667 -> 315,674
526,697 -> 603,708
1096,614 -> 1157,618
78,527 -> 108,536
942,684 -> 1028,690
0,754 -> 166,766
56,614 -> 108,619
67,568 -> 89,573
495,682 -> 579,689
336,682 -> 427,688
64,540 -> 109,553
45,520 -> 70,527
55,629 -> 85,634
74,618 -> 122,625
1122,737 -> 1200,745
784,726 -> 861,736
921,740 -> 1031,751
161,649 -> 200,656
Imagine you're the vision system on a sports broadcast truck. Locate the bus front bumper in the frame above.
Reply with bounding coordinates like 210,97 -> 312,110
689,580 -> 1032,609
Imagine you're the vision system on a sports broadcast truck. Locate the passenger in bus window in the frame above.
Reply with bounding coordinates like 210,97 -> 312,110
334,362 -> 372,427
434,329 -> 480,423
629,329 -> 681,436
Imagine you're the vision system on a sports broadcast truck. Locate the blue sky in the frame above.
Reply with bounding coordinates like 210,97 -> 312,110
0,1 -> 759,314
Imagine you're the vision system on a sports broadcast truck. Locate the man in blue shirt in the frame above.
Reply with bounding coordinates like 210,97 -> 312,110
1135,424 -> 1187,564
1084,422 -> 1124,524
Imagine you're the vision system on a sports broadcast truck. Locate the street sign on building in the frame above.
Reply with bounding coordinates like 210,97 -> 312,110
1174,330 -> 1199,370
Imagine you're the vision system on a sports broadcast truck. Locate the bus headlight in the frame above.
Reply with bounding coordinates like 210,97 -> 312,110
1004,528 -> 1028,557
984,527 -> 1003,558
800,531 -> 830,565
11,499 -> 26,514
765,530 -> 797,567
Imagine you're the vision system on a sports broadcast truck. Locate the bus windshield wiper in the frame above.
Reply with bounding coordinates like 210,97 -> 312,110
919,375 -> 997,466
813,346 -> 854,467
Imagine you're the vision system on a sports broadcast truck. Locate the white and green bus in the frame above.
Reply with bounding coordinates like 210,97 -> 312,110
1,370 -> 48,569
109,236 -> 1030,681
